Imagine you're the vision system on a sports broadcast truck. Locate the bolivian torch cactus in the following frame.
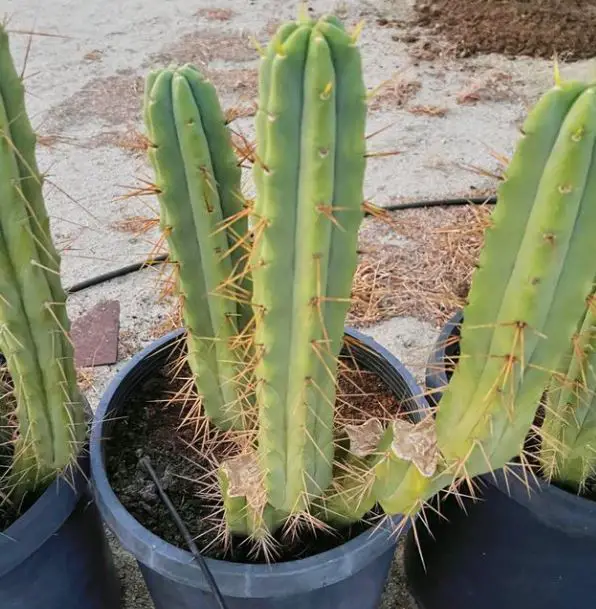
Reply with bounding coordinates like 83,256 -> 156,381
539,288 -> 596,492
375,81 -> 596,516
249,16 -> 367,515
144,11 -> 596,542
0,25 -> 85,498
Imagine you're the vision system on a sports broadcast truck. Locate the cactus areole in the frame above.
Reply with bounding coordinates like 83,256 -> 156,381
142,12 -> 596,544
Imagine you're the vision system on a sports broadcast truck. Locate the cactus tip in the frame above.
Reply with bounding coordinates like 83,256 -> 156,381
297,1 -> 311,23
553,53 -> 562,88
351,20 -> 365,43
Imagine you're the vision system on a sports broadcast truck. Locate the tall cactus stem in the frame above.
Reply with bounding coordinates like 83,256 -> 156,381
540,290 -> 596,490
435,82 -> 596,478
0,26 -> 84,496
144,65 -> 248,430
252,17 -> 366,513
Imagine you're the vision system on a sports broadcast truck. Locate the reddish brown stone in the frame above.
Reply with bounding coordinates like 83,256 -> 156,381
71,300 -> 120,367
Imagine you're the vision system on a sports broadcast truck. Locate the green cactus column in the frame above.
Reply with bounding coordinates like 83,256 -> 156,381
435,82 -> 596,478
540,290 -> 596,490
144,65 -> 250,430
0,25 -> 84,495
372,82 -> 596,517
251,16 -> 366,512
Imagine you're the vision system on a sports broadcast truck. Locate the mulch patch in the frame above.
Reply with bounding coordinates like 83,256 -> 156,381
414,0 -> 596,59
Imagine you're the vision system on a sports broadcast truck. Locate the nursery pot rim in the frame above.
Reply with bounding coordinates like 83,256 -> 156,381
427,310 -> 596,536
91,327 -> 427,596
0,448 -> 88,577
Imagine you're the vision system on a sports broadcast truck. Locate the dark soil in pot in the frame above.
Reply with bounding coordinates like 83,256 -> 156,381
93,328 -> 426,609
413,0 -> 596,59
105,353 -> 407,564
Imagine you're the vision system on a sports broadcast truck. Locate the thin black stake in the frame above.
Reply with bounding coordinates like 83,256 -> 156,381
139,456 -> 229,609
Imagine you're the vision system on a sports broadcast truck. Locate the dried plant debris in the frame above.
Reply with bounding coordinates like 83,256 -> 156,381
46,70 -> 144,130
149,204 -> 492,332
149,30 -> 257,66
369,74 -> 422,111
345,419 -> 384,457
208,68 -> 258,99
407,104 -> 448,117
456,70 -> 515,105
407,36 -> 456,61
36,133 -> 78,147
110,215 -> 159,235
83,49 -> 103,62
391,415 -> 438,478
349,204 -> 492,326
195,8 -> 236,22
93,128 -> 150,155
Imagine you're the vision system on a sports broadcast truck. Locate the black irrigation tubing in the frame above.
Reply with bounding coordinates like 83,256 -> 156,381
382,194 -> 497,211
65,254 -> 169,295
64,196 -> 498,295
139,456 -> 229,609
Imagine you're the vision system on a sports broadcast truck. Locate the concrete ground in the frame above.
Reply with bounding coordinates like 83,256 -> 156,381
4,0 -> 595,606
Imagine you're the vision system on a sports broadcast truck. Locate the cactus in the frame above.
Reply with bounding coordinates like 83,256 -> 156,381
144,64 -> 251,430
144,13 -> 596,542
434,82 -> 596,474
373,82 -> 596,516
540,289 -> 596,491
0,25 -> 85,497
251,16 -> 366,513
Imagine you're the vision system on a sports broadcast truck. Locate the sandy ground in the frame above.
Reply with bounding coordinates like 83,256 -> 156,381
3,0 -> 596,606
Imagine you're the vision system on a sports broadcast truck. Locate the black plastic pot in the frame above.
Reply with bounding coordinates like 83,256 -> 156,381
0,451 -> 121,609
405,311 -> 596,609
91,328 -> 428,609
424,309 -> 462,407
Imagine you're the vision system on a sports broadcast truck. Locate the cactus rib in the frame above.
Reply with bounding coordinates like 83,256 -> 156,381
540,291 -> 596,490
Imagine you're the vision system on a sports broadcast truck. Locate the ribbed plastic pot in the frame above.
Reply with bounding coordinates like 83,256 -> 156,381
0,450 -> 122,609
91,328 -> 428,609
405,310 -> 596,609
